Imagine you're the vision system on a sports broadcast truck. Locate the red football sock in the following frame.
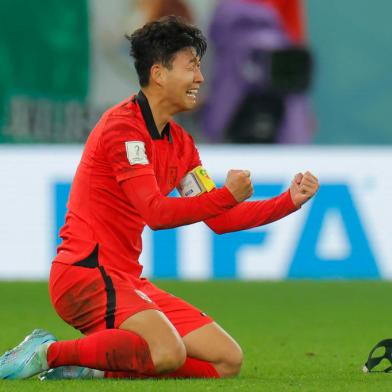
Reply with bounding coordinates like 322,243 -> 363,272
105,356 -> 220,379
47,329 -> 155,374
162,357 -> 220,378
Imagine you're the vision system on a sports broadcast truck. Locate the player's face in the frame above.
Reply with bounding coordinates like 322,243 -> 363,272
162,47 -> 204,112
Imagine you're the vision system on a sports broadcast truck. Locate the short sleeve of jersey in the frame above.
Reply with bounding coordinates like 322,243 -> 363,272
101,114 -> 155,183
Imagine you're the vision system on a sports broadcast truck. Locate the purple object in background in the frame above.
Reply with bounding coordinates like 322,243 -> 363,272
202,0 -> 313,143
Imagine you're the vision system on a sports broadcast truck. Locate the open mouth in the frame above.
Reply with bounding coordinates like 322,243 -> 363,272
186,89 -> 198,99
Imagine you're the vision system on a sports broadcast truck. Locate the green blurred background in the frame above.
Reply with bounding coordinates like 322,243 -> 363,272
307,0 -> 392,144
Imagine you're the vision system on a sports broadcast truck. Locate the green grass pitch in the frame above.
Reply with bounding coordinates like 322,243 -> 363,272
0,280 -> 391,391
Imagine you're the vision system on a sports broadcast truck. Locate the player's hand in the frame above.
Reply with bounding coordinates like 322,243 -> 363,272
290,171 -> 319,208
225,169 -> 253,202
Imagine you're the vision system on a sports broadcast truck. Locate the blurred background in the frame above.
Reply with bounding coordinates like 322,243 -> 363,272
1,0 -> 392,280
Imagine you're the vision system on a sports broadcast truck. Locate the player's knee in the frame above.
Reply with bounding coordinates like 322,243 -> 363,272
216,345 -> 243,378
152,340 -> 187,373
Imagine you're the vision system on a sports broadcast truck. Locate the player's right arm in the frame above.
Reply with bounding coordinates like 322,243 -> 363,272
101,115 -> 252,230
120,170 -> 252,230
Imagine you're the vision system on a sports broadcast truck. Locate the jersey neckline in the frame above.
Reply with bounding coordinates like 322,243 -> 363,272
135,90 -> 172,143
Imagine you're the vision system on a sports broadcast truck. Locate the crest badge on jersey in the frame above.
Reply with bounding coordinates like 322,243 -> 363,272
125,141 -> 148,165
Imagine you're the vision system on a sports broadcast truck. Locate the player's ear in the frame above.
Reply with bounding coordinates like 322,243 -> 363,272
150,64 -> 166,87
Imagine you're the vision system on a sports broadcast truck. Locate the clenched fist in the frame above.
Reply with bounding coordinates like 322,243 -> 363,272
290,171 -> 319,208
225,169 -> 253,202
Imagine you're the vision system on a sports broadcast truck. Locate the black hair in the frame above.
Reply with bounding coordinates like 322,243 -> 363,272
126,15 -> 207,87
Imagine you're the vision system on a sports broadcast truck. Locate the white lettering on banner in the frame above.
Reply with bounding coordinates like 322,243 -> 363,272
316,209 -> 351,260
178,223 -> 211,279
237,211 -> 304,280
139,228 -> 152,277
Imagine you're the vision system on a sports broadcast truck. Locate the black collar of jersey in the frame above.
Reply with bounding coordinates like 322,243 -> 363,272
135,90 -> 172,143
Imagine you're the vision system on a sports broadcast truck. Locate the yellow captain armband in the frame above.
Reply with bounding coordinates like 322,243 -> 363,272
178,166 -> 216,197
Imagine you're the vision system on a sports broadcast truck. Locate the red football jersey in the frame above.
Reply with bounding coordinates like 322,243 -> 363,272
54,91 -> 297,277
54,91 -> 237,276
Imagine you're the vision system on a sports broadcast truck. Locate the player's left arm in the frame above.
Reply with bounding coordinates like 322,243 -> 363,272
204,171 -> 319,234
178,167 -> 319,234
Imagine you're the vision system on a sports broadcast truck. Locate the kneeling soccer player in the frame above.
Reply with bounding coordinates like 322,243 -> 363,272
0,16 -> 319,380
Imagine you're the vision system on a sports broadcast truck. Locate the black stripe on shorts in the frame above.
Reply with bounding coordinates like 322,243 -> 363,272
98,266 -> 116,329
73,245 -> 116,329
